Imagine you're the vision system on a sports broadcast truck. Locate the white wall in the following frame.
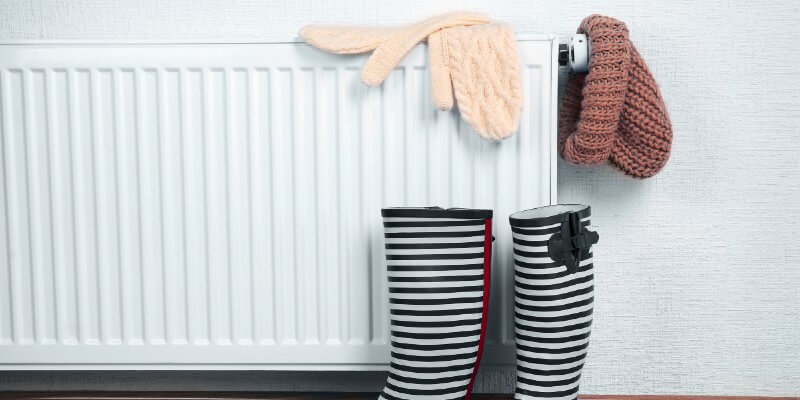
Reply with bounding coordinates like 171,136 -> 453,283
2,0 -> 798,396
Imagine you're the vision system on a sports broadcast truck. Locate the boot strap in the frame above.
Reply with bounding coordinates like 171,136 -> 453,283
547,211 -> 599,273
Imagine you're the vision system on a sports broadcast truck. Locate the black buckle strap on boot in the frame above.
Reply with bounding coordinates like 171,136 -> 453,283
547,211 -> 599,273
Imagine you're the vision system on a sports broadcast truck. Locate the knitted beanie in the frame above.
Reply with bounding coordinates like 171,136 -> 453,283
560,15 -> 673,178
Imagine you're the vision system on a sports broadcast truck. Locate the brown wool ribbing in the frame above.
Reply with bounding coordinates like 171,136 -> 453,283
559,15 -> 673,178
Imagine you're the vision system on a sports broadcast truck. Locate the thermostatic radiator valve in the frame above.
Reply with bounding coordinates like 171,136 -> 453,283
559,33 -> 590,72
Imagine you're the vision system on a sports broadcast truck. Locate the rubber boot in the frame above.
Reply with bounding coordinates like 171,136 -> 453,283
379,207 -> 494,400
509,205 -> 599,400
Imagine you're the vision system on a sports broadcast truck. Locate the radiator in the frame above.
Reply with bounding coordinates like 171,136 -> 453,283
0,35 -> 558,369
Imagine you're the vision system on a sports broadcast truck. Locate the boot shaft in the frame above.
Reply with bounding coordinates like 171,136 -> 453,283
380,207 -> 493,400
509,205 -> 597,400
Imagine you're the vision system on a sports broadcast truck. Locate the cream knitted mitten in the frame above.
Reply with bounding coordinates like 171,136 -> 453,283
429,23 -> 521,140
300,12 -> 522,141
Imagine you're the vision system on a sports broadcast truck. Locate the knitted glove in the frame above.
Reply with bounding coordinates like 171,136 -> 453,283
300,12 -> 489,86
429,23 -> 522,140
300,12 -> 522,141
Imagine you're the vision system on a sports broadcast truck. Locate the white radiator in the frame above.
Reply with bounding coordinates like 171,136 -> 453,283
0,36 -> 558,369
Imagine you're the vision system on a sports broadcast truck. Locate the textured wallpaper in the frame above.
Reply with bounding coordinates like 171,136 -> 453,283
0,0 -> 798,396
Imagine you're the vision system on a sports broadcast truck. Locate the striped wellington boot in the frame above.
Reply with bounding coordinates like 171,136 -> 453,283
379,207 -> 494,400
509,205 -> 599,400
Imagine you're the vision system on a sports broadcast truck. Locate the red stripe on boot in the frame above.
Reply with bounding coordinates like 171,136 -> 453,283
465,217 -> 492,400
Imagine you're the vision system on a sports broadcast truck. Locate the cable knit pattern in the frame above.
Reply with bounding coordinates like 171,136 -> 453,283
560,15 -> 673,178
440,24 -> 521,140
300,13 -> 522,140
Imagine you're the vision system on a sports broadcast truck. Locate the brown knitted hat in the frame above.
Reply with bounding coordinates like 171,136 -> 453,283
560,15 -> 673,178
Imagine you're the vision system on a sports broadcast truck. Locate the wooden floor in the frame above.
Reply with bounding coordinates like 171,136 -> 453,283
0,393 -> 798,400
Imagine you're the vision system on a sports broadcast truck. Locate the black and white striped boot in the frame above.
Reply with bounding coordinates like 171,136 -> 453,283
379,207 -> 494,400
509,205 -> 599,400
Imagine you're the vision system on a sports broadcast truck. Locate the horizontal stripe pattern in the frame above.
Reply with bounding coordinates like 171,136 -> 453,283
511,208 -> 593,400
379,210 -> 490,400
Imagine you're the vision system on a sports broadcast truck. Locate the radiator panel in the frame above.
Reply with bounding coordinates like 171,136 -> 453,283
0,37 -> 558,369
